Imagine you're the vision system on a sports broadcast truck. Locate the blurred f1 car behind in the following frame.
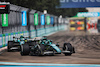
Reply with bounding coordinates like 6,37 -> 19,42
20,36 -> 75,56
7,35 -> 34,52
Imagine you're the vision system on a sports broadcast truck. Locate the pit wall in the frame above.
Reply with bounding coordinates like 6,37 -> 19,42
0,25 -> 66,48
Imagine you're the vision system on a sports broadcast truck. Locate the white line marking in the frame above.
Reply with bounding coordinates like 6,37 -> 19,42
0,62 -> 100,66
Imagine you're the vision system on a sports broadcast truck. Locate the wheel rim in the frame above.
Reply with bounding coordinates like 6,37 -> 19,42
66,45 -> 68,50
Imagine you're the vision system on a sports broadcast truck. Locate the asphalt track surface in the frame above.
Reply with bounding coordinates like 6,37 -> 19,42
0,31 -> 100,64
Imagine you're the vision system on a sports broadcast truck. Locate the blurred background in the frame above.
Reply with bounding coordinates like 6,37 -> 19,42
0,0 -> 100,65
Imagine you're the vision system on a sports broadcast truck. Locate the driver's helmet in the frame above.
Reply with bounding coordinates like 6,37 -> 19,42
44,37 -> 47,40
43,36 -> 47,40
20,34 -> 24,41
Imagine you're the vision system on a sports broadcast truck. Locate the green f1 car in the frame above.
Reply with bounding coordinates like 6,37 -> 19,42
7,35 -> 33,52
20,36 -> 75,56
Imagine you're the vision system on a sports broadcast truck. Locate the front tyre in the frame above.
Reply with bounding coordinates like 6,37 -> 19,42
63,43 -> 73,56
20,43 -> 30,56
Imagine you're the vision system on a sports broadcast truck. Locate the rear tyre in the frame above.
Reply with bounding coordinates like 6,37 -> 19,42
63,43 -> 73,56
7,41 -> 14,52
20,43 -> 30,56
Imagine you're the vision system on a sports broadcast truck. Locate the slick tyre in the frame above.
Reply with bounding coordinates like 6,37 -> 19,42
20,43 -> 30,56
7,41 -> 14,52
63,43 -> 73,56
